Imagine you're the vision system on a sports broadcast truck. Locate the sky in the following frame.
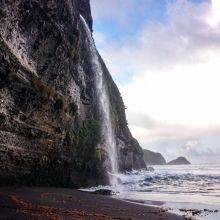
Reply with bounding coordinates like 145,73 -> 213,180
90,0 -> 220,164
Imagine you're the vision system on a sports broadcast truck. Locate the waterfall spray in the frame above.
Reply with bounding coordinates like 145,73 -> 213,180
80,15 -> 119,185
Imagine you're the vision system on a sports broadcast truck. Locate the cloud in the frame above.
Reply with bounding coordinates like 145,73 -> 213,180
146,137 -> 220,164
90,0 -> 151,27
129,115 -> 220,143
182,140 -> 200,152
180,139 -> 220,163
209,0 -> 220,26
94,0 -> 220,76
121,65 -> 220,127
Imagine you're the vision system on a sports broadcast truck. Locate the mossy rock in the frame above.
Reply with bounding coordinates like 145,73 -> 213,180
95,148 -> 102,161
0,38 -> 5,51
69,102 -> 78,116
32,77 -> 68,113
66,119 -> 102,178
0,113 -> 6,125
68,28 -> 80,58
66,120 -> 101,146
0,8 -> 6,19
111,104 -> 119,128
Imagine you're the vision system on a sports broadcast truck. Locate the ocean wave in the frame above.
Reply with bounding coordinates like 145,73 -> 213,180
118,165 -> 220,196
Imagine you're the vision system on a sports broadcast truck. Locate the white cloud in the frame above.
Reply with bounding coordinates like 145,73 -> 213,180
122,60 -> 220,128
93,31 -> 106,48
96,0 -> 220,75
208,0 -> 220,26
90,0 -> 151,27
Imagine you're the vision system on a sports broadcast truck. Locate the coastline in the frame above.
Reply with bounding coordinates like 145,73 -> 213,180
0,187 -> 183,220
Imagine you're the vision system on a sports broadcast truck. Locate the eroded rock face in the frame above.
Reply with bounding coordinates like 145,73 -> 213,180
0,0 -> 145,187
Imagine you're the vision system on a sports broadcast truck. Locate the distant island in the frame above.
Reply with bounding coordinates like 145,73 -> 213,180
167,157 -> 191,165
143,149 -> 191,165
143,149 -> 166,165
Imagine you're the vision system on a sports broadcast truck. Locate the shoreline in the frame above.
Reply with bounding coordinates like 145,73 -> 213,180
0,186 -> 183,220
121,198 -> 220,220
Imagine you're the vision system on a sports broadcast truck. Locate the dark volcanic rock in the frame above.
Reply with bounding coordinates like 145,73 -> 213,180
143,149 -> 166,165
167,157 -> 191,165
0,0 -> 145,187
93,189 -> 113,196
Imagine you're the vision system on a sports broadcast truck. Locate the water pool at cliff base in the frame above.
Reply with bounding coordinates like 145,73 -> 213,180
82,164 -> 220,219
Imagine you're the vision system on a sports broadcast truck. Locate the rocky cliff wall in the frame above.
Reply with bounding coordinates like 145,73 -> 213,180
0,0 -> 145,187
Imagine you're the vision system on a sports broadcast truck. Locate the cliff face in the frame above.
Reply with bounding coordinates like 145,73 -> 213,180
0,0 -> 145,187
143,149 -> 166,165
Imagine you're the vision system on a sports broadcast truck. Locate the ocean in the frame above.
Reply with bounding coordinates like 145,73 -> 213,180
84,164 -> 220,219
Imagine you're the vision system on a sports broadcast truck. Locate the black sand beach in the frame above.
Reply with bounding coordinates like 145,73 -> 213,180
0,187 -> 183,220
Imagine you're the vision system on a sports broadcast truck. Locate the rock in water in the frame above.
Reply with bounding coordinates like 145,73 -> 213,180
143,149 -> 166,165
0,0 -> 146,187
167,157 -> 191,165
147,167 -> 155,172
93,189 -> 113,196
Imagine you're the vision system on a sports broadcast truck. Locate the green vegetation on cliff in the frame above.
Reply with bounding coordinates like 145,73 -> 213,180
66,120 -> 104,184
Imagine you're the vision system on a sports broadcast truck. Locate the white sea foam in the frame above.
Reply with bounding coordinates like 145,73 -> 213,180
83,164 -> 220,219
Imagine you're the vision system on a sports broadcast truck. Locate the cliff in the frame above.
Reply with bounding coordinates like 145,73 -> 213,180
143,149 -> 166,165
167,157 -> 191,165
0,0 -> 145,187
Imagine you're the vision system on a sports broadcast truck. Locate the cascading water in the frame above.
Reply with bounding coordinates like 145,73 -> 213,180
80,15 -> 119,185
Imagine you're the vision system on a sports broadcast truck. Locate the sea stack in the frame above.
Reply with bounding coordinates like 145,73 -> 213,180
167,157 -> 191,165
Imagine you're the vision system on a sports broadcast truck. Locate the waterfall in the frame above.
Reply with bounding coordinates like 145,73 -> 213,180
80,15 -> 119,185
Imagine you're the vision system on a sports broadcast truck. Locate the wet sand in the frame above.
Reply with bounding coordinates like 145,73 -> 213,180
0,187 -> 183,220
